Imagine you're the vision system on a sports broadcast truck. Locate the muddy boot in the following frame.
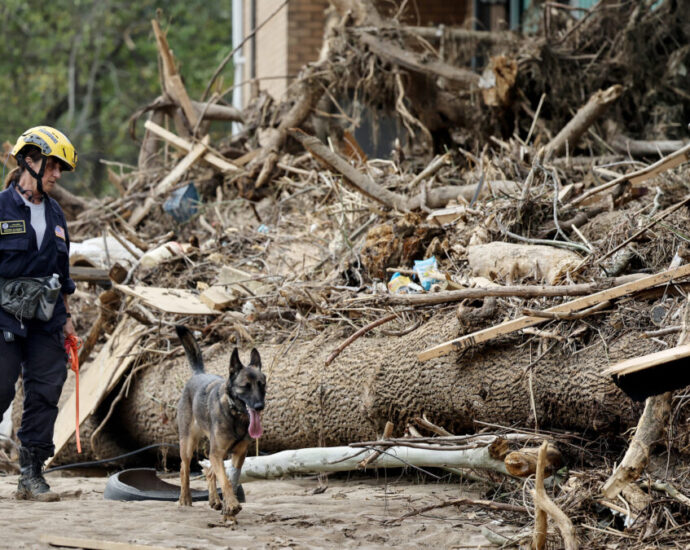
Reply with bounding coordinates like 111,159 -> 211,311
16,447 -> 59,502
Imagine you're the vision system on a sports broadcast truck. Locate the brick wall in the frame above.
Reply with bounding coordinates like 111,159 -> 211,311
287,0 -> 330,78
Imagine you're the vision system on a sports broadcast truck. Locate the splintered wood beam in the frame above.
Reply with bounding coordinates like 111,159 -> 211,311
144,120 -> 238,173
151,19 -> 198,129
544,84 -> 622,159
418,262 -> 690,361
128,137 -> 208,227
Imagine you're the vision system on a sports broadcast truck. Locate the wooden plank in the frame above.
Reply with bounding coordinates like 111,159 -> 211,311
154,136 -> 208,194
113,284 -> 220,315
603,344 -> 690,377
200,286 -> 236,311
426,205 -> 466,225
418,263 -> 690,361
144,120 -> 238,173
40,533 -> 174,550
569,142 -> 690,207
151,19 -> 198,129
49,319 -> 144,465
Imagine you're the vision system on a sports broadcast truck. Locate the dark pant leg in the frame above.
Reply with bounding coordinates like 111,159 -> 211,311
17,330 -> 67,456
0,335 -> 23,420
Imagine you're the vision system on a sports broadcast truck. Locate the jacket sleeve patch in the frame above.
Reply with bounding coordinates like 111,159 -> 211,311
55,225 -> 66,240
0,220 -> 26,235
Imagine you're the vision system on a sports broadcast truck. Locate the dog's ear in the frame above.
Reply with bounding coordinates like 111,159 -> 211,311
249,348 -> 262,369
229,348 -> 244,377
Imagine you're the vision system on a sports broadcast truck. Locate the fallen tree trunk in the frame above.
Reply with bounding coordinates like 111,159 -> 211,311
109,309 -> 663,459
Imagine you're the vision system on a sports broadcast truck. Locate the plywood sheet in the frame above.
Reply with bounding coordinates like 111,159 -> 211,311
50,318 -> 145,464
114,284 -> 220,315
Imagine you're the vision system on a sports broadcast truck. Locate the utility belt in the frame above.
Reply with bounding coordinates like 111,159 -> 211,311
0,274 -> 61,323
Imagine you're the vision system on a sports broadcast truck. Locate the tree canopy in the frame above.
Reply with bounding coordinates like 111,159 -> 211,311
0,1 -> 235,196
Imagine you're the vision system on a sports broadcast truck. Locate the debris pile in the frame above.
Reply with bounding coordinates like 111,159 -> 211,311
5,1 -> 690,547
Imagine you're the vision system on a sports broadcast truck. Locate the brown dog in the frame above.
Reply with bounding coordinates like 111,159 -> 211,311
175,326 -> 266,520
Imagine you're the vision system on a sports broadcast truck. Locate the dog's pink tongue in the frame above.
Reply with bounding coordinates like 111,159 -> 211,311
248,408 -> 263,438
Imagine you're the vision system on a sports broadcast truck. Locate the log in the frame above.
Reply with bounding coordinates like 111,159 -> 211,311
151,20 -> 198,130
292,130 -> 519,212
200,444 -> 508,482
406,181 -> 521,210
110,308 -> 657,461
190,100 -> 243,123
50,184 -> 88,220
290,129 -> 409,211
467,242 -> 582,285
611,134 -> 687,157
504,444 -> 563,478
246,62 -> 330,191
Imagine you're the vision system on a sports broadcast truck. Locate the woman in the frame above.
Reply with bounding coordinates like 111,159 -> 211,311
0,126 -> 77,501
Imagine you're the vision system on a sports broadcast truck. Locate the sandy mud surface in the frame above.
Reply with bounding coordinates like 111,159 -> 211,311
0,471 -> 519,549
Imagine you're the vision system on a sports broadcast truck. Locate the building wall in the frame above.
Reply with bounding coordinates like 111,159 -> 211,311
239,0 -> 290,105
240,0 -> 472,108
287,0 -> 330,79
255,0 -> 289,101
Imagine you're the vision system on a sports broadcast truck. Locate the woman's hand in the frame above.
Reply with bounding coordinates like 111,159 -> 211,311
63,316 -> 76,338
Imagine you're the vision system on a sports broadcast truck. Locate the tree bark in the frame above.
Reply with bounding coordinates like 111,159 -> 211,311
109,309 -> 657,459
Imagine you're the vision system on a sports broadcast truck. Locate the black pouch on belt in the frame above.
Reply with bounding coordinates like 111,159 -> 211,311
0,274 -> 60,322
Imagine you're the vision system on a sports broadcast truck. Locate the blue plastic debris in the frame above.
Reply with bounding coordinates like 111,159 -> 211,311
163,183 -> 199,223
414,256 -> 442,291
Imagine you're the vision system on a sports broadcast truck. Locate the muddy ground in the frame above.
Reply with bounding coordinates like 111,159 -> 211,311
0,470 -> 521,549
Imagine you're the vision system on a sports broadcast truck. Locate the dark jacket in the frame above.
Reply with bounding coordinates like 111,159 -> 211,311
0,182 -> 75,336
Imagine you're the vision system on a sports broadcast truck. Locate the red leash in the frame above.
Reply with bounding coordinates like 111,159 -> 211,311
64,334 -> 83,454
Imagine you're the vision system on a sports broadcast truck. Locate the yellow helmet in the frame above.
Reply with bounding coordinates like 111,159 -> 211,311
11,126 -> 77,171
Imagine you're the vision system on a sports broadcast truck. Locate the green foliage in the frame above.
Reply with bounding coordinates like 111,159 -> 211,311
0,0 -> 234,196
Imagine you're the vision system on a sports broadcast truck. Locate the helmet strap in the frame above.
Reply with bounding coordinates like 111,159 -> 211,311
15,153 -> 46,201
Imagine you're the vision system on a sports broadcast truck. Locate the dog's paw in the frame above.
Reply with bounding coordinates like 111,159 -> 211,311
222,501 -> 242,518
178,496 -> 193,507
209,499 -> 222,510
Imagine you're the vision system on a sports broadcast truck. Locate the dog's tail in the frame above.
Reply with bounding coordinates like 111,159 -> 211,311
175,325 -> 204,373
